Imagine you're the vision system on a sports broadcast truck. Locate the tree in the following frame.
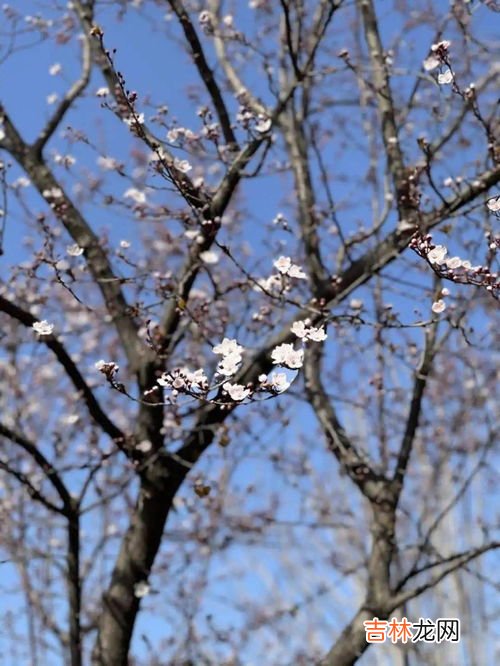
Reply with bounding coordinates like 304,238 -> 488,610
0,0 -> 498,664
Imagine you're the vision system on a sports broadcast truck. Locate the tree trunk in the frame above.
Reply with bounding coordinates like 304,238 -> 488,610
68,510 -> 82,666
91,462 -> 180,665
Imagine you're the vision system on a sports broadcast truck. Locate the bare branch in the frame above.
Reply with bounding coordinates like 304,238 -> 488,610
393,318 -> 439,491
0,422 -> 70,511
208,0 -> 268,116
302,343 -> 386,497
357,0 -> 410,219
281,113 -> 329,289
0,295 -> 127,449
32,32 -> 92,156
166,0 -> 238,148
391,542 -> 500,609
0,107 -> 145,372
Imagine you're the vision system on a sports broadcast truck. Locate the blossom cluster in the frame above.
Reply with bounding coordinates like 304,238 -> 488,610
253,256 -> 308,298
93,324 -> 328,405
273,256 -> 307,279
95,360 -> 120,379
291,320 -> 328,342
410,233 -> 499,296
32,320 -> 54,336
235,102 -> 272,134
422,40 -> 455,85
271,344 -> 304,369
157,367 -> 208,392
213,337 -> 244,377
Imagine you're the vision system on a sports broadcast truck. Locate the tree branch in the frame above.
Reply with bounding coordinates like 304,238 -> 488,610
0,421 -> 71,510
302,343 -> 388,497
32,32 -> 92,156
0,106 -> 145,372
393,318 -> 438,491
391,541 -> 500,609
0,457 -> 63,514
166,0 -> 238,148
357,0 -> 409,219
0,295 -> 126,448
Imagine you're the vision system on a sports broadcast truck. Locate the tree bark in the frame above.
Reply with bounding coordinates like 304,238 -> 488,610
319,608 -> 374,666
68,509 -> 82,666
91,460 -> 181,665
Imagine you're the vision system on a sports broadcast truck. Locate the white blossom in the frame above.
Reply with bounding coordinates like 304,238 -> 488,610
437,70 -> 453,85
254,274 -> 282,294
270,372 -> 291,393
120,240 -> 131,249
124,113 -> 144,127
291,321 -> 308,339
136,440 -> 152,453
213,336 -> 244,377
217,352 -> 242,377
32,320 -> 54,335
274,256 -> 292,274
200,250 -> 219,264
185,368 -> 208,388
49,63 -> 61,76
157,372 -> 171,387
213,338 -> 244,357
96,87 -> 109,97
223,382 -> 251,401
431,40 -> 451,52
124,188 -> 146,204
47,93 -> 59,105
255,116 -> 272,133
427,245 -> 448,264
307,326 -> 327,342
432,299 -> 446,314
486,196 -> 500,212
167,128 -> 179,142
67,244 -> 84,257
273,256 -> 307,279
106,524 -> 118,536
54,153 -> 76,167
423,55 -> 440,72
271,343 -> 304,369
174,158 -> 192,173
12,177 -> 31,188
43,187 -> 63,199
446,256 -> 462,269
273,212 -> 286,225
97,156 -> 122,171
56,259 -> 70,271
95,360 -> 119,376
133,581 -> 150,598
160,368 -> 208,390
288,264 -> 307,279
198,10 -> 213,26
291,320 -> 327,342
